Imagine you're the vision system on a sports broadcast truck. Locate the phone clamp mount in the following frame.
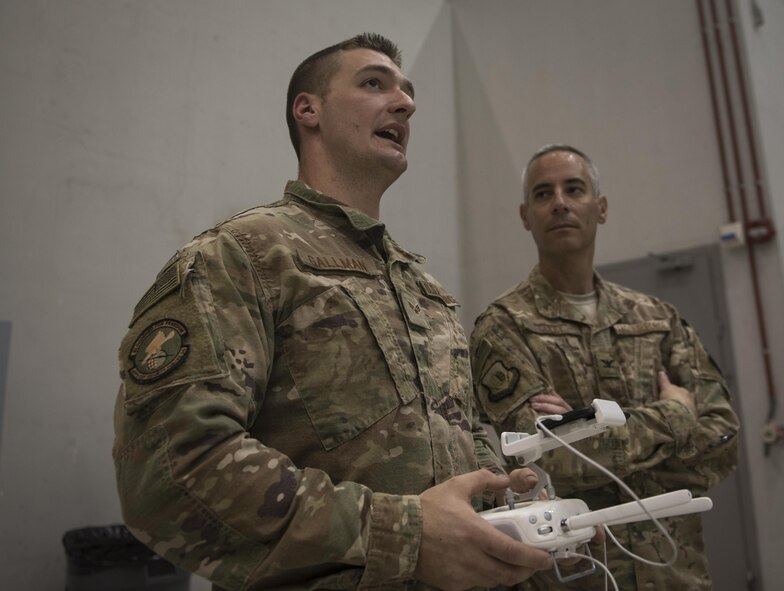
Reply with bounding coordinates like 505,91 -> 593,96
479,399 -> 713,583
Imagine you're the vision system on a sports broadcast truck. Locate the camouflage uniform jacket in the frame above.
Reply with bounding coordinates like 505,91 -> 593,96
113,180 -> 503,591
470,265 -> 739,591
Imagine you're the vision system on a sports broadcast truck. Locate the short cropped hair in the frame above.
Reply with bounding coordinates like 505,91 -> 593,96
286,33 -> 403,159
521,144 -> 601,203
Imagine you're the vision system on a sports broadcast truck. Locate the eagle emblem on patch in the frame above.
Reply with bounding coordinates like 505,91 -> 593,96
128,318 -> 190,383
481,361 -> 520,402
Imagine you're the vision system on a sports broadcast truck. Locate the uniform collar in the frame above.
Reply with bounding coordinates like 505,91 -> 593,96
528,265 -> 633,327
284,180 -> 425,264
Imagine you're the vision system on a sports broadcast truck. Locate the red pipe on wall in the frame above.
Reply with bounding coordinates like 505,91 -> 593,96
724,0 -> 769,221
699,0 -> 777,424
697,0 -> 735,222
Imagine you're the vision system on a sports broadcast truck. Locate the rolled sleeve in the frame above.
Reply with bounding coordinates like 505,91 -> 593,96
360,494 -> 422,586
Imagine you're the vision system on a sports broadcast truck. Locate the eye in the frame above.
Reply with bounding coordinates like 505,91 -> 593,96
533,190 -> 551,201
363,78 -> 382,89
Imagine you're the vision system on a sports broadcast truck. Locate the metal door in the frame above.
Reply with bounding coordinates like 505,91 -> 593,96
598,243 -> 761,591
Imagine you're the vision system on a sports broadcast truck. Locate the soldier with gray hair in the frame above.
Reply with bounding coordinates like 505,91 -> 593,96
113,33 -> 555,590
470,144 -> 740,590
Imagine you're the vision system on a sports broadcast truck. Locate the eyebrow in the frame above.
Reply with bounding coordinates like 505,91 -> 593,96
356,64 -> 415,99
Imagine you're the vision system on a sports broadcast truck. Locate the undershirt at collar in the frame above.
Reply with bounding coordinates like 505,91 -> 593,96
558,290 -> 599,324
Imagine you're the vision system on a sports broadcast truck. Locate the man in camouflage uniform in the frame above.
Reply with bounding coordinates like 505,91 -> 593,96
470,144 -> 740,590
113,34 -> 554,590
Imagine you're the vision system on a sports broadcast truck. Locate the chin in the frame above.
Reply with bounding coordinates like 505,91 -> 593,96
383,154 -> 408,176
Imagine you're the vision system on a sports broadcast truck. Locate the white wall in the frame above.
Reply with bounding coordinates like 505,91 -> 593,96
0,1 -> 454,588
1,1 -> 782,590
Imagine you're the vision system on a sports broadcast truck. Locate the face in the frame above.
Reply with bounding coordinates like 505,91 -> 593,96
520,150 -> 608,258
312,48 -> 416,180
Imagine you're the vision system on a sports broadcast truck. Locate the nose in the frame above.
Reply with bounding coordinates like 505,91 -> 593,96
551,189 -> 569,213
390,88 -> 416,119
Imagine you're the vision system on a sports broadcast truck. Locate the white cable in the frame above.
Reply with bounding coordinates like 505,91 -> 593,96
561,551 -> 619,591
534,415 -> 679,569
602,523 -> 677,568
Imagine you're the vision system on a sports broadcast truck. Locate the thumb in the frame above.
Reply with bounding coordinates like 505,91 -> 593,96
658,370 -> 671,388
454,470 -> 511,498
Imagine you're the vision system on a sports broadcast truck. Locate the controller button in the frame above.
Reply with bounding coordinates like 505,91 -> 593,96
544,511 -> 553,521
528,515 -> 538,525
537,526 -> 553,535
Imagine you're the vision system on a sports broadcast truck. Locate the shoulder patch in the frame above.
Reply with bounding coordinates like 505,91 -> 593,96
130,262 -> 181,327
128,318 -> 190,383
481,361 -> 520,402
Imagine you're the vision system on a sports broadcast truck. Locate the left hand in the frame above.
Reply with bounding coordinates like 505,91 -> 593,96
658,371 -> 697,418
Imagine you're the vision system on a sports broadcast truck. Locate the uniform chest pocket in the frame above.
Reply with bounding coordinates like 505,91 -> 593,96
410,284 -> 471,412
613,320 -> 671,404
525,326 -> 591,407
281,279 -> 418,451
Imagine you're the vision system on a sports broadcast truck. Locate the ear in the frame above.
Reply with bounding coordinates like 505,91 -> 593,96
292,92 -> 320,129
519,203 -> 531,230
597,195 -> 608,225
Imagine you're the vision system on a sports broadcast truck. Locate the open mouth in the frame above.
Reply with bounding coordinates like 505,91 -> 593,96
375,126 -> 403,147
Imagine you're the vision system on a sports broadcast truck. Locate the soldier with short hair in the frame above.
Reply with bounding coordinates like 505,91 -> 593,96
113,33 -> 554,591
470,144 -> 740,590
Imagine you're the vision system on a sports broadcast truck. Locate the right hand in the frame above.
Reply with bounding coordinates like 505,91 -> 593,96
414,470 -> 553,590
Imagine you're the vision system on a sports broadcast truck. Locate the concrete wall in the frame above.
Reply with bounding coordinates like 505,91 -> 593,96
0,1 -> 781,589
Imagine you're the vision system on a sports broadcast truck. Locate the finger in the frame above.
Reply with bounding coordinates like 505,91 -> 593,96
453,469 -> 511,498
478,521 -> 553,570
473,555 -> 542,588
530,392 -> 562,405
508,468 -> 539,493
658,370 -> 671,388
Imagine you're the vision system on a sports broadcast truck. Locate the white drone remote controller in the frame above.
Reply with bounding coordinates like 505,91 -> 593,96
480,399 -> 713,557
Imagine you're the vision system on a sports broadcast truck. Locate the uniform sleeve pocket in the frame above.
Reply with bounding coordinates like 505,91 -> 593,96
119,254 -> 228,416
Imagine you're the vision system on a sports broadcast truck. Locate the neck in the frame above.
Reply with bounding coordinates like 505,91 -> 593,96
297,149 -> 398,219
538,251 -> 595,294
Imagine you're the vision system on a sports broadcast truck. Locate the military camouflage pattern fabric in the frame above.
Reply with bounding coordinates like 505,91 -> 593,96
113,180 -> 503,590
470,265 -> 739,591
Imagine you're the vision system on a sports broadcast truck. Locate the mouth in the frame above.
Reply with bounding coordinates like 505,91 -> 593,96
548,222 -> 578,232
374,124 -> 406,149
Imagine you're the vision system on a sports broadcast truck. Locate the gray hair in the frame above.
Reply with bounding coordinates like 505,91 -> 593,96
521,144 -> 601,203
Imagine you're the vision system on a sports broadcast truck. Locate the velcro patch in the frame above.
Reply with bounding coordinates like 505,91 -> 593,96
128,318 -> 190,383
481,361 -> 520,402
418,279 -> 458,307
614,320 -> 670,336
403,294 -> 430,329
131,263 -> 181,327
595,352 -> 621,378
296,250 -> 378,276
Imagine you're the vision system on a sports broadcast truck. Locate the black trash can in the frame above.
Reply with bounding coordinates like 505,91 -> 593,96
62,524 -> 191,591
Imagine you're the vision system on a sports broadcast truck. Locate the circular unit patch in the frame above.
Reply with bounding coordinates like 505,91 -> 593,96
128,318 -> 190,383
